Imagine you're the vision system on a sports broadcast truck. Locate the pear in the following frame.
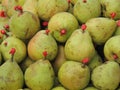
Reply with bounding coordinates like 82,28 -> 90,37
100,0 -> 120,20
9,8 -> 40,40
73,0 -> 101,23
2,0 -> 25,17
20,57 -> 35,72
1,36 -> 27,63
86,17 -> 117,45
25,59 -> 55,90
0,48 -> 24,90
64,27 -> 95,62
91,61 -> 120,90
84,87 -> 98,90
58,61 -> 90,90
53,44 -> 67,73
48,12 -> 79,43
28,30 -> 58,61
104,35 -> 120,63
88,51 -> 103,71
37,0 -> 69,21
23,0 -> 38,16
51,86 -> 66,90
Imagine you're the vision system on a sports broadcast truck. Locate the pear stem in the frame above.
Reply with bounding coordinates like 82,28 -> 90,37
9,48 -> 16,62
11,54 -> 14,62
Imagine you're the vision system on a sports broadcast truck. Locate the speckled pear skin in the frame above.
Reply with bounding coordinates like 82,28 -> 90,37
91,61 -> 120,90
73,0 -> 101,23
51,86 -> 66,90
64,29 -> 95,62
25,59 -> 55,90
0,36 -> 27,63
28,30 -> 58,61
0,58 -> 24,90
86,17 -> 117,45
23,0 -> 38,16
104,35 -> 120,63
84,87 -> 98,90
100,0 -> 120,20
88,51 -> 103,71
48,12 -> 79,43
9,11 -> 40,40
53,45 -> 67,73
1,0 -> 25,17
58,61 -> 90,90
37,0 -> 69,21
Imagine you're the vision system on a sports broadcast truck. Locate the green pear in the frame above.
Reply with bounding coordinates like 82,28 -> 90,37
86,17 -> 117,45
37,0 -> 68,21
23,0 -> 38,16
1,36 -> 27,63
73,0 -> 101,23
28,30 -> 58,61
9,10 -> 40,40
53,44 -> 67,73
0,48 -> 24,90
64,28 -> 95,62
104,35 -> 120,63
88,51 -> 103,71
58,61 -> 90,90
48,12 -> 79,43
51,86 -> 66,90
84,87 -> 98,90
25,59 -> 55,90
1,0 -> 25,17
100,0 -> 120,20
20,57 -> 35,72
91,61 -> 120,90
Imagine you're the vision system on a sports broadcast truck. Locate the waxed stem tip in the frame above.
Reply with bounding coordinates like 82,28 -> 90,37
14,6 -> 23,14
0,10 -> 6,17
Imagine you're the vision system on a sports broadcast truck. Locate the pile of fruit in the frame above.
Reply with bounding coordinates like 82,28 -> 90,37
0,0 -> 120,90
